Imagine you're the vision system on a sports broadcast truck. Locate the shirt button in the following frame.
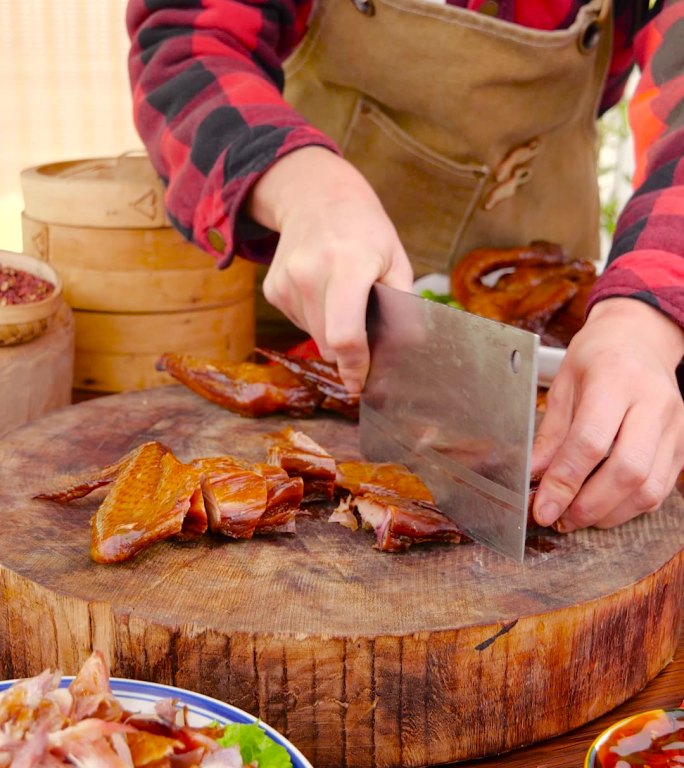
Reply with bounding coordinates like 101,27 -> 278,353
479,0 -> 499,15
207,228 -> 226,253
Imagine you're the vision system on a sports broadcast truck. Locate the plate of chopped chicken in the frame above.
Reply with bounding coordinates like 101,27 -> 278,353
414,241 -> 599,388
0,651 -> 311,768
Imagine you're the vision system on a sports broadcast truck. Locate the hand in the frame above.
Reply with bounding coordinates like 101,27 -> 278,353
531,297 -> 684,531
247,147 -> 414,393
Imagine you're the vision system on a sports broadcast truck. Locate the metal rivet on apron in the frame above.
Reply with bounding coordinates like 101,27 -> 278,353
351,0 -> 375,16
478,0 -> 499,16
578,21 -> 602,53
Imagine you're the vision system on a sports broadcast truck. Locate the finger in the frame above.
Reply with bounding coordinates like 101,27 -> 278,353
322,264 -> 379,393
532,385 -> 625,527
561,433 -> 677,532
554,399 -> 665,531
379,248 -> 414,292
530,377 -> 574,475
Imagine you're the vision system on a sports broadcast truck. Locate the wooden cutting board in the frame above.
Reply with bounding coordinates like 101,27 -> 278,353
0,386 -> 682,768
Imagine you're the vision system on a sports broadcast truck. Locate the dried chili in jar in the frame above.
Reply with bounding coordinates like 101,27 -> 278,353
0,266 -> 54,306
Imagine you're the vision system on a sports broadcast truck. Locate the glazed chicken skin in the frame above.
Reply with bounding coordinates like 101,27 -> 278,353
256,348 -> 360,419
265,427 -> 337,502
449,240 -> 597,347
157,352 -> 322,418
34,433 -> 483,562
88,442 -> 206,564
156,349 -> 359,420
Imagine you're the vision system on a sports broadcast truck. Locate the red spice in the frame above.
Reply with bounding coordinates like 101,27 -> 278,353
0,266 -> 54,306
594,709 -> 684,767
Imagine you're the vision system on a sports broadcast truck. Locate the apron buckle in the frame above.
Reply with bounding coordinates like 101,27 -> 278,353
483,138 -> 540,211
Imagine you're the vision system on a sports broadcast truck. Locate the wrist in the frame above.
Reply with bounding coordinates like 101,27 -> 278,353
246,146 -> 373,232
586,297 -> 684,366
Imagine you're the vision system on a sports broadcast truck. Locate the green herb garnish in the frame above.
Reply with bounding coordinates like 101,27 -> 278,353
217,722 -> 293,767
419,289 -> 463,309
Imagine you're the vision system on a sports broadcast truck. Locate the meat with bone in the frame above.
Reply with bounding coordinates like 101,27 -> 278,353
335,461 -> 435,502
333,460 -> 467,551
256,347 -> 360,420
251,462 -> 304,533
354,493 -> 467,552
264,427 -> 337,502
192,456 -> 269,538
89,442 -> 206,563
157,352 -> 322,418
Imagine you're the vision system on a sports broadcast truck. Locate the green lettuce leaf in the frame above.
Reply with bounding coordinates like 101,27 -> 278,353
217,722 -> 293,768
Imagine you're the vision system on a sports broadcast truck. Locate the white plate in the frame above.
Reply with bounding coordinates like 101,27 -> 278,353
413,273 -> 565,387
0,676 -> 313,768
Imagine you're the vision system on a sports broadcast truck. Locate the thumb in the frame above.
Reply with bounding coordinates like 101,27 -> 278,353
379,247 -> 414,292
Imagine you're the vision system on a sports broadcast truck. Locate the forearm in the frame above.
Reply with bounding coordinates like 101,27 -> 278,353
126,0 -> 338,265
587,0 -> 684,326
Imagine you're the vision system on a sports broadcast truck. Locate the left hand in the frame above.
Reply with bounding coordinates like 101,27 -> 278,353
531,297 -> 684,532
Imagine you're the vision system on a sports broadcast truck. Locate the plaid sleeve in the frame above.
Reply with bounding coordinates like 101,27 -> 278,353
587,0 -> 684,328
126,0 -> 340,266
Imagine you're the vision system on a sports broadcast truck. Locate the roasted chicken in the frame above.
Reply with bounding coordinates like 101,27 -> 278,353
0,650 -> 268,767
256,348 -> 360,419
449,240 -> 597,347
333,460 -> 467,551
157,352 -> 322,418
156,349 -> 359,420
264,426 -> 337,502
35,430 -> 475,561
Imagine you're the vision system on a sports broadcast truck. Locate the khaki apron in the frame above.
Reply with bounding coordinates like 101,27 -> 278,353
283,0 -> 613,276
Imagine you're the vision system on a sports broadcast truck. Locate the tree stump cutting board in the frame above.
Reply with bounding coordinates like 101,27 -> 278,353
0,386 -> 682,768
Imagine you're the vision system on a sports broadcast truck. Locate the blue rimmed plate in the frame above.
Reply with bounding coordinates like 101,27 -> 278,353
0,676 -> 313,768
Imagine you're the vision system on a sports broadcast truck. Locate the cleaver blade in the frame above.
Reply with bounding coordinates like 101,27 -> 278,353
360,283 -> 539,561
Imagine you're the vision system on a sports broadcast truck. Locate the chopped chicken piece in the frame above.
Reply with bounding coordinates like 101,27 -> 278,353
354,493 -> 466,552
328,497 -> 359,531
157,352 -> 322,418
335,461 -> 434,502
265,427 -> 336,502
192,457 -> 269,539
90,443 -> 203,564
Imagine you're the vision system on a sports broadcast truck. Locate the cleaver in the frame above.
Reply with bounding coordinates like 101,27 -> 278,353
360,283 -> 539,561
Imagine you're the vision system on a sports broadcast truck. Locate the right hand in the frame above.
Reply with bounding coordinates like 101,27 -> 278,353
248,147 -> 414,393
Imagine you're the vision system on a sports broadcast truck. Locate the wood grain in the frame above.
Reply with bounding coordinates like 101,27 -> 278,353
0,302 -> 74,437
0,386 -> 682,768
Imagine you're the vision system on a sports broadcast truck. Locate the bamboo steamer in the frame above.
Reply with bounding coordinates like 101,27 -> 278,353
21,155 -> 256,392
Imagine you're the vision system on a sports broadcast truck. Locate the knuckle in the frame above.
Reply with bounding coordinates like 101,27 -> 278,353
573,425 -> 611,463
262,273 -> 283,304
565,499 -> 602,529
612,450 -> 652,489
549,457 -> 589,491
634,479 -> 665,513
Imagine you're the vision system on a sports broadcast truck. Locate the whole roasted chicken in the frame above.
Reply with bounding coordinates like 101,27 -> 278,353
449,240 -> 597,347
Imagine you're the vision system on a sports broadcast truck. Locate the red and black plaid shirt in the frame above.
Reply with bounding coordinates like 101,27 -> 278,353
127,0 -> 684,327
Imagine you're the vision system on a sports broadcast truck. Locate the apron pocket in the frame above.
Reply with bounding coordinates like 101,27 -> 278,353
342,99 -> 489,275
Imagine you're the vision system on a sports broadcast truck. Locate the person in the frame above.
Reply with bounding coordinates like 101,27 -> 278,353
126,0 -> 684,535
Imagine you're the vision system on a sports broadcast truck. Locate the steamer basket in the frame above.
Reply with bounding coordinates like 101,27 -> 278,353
20,153 -> 256,392
21,213 -> 256,313
21,154 -> 170,229
0,250 -> 64,347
